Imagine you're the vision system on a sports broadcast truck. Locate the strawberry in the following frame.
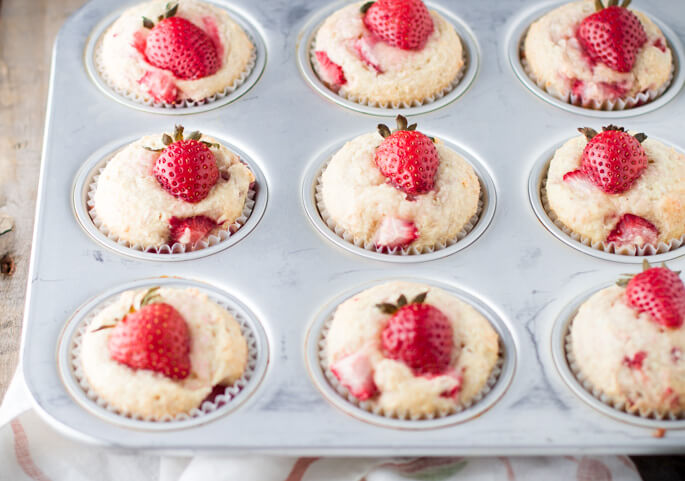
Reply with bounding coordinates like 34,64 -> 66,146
330,350 -> 377,400
576,1 -> 647,73
374,115 -> 440,195
562,169 -> 595,194
142,4 -> 220,81
139,71 -> 178,104
352,35 -> 384,73
375,217 -> 418,251
169,215 -> 217,246
106,287 -> 191,380
361,0 -> 434,51
149,125 -> 220,203
578,125 -> 648,194
607,213 -> 658,247
378,292 -> 453,375
314,51 -> 347,92
621,261 -> 685,328
623,351 -> 647,369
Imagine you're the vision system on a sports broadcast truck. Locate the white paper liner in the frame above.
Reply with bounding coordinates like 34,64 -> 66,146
317,314 -> 504,421
69,289 -> 260,423
86,153 -> 256,255
564,317 -> 683,421
310,35 -> 467,109
519,31 -> 674,111
93,28 -> 257,109
539,169 -> 685,256
314,159 -> 484,256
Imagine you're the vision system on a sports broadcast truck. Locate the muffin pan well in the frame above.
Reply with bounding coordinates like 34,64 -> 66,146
304,278 -> 516,429
551,282 -> 685,429
506,0 -> 685,117
84,1 -> 266,114
528,137 -> 685,263
23,0 -> 685,455
57,277 -> 269,430
301,136 -> 496,262
296,0 -> 480,116
72,133 -> 268,261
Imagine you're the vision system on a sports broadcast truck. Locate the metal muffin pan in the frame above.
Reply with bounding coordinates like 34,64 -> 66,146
57,277 -> 269,431
84,0 -> 267,114
528,136 -> 685,264
305,277 -> 516,430
22,0 -> 685,454
72,132 -> 268,261
301,136 -> 496,262
506,0 -> 685,118
296,0 -> 480,116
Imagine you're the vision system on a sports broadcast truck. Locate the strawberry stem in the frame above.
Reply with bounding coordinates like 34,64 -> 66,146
186,131 -> 202,141
140,286 -> 161,307
594,0 -> 604,11
378,123 -> 391,139
578,127 -> 598,140
360,1 -> 374,14
634,133 -> 648,143
165,3 -> 179,19
142,16 -> 154,29
173,125 -> 184,142
376,292 -> 429,314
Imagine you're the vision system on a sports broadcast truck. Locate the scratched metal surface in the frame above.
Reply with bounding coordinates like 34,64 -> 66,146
21,0 -> 685,454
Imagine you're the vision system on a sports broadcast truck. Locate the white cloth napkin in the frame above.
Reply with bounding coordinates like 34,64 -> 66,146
0,367 -> 642,481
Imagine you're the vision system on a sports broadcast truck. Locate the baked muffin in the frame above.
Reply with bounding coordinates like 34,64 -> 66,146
325,281 -> 499,418
92,125 -> 254,250
545,125 -> 685,253
319,116 -> 480,253
99,0 -> 253,104
570,263 -> 685,417
523,0 -> 672,108
80,286 -> 248,419
312,0 -> 463,106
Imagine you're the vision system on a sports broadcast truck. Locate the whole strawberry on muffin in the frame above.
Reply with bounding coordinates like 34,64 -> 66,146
319,115 -> 480,253
81,286 -> 248,419
325,281 -> 499,418
92,125 -> 254,251
545,125 -> 685,254
313,0 -> 464,106
523,0 -> 672,108
571,261 -> 685,416
99,0 -> 253,104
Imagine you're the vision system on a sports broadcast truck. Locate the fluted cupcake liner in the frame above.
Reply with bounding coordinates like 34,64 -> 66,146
87,155 -> 256,256
309,38 -> 467,109
317,314 -> 504,421
564,319 -> 683,421
314,160 -> 484,256
539,173 -> 685,256
520,47 -> 674,111
93,32 -> 257,110
69,290 -> 259,423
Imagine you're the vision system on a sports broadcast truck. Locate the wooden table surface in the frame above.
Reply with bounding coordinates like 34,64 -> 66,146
0,1 -> 681,477
0,0 -> 87,401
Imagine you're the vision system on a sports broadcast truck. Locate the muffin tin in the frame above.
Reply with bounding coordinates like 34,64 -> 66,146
22,0 -> 685,454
